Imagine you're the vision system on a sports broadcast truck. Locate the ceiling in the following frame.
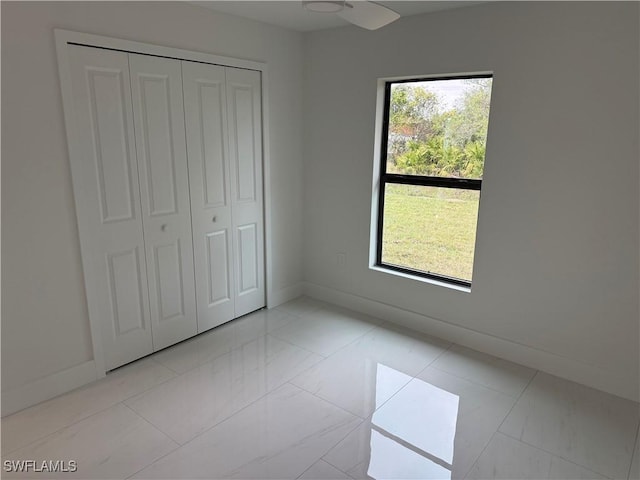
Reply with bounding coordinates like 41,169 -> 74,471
190,1 -> 487,32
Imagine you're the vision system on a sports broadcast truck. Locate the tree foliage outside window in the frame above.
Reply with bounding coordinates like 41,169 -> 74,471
387,78 -> 492,178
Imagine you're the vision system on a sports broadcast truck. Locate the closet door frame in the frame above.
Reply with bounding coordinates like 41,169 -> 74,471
55,29 -> 274,379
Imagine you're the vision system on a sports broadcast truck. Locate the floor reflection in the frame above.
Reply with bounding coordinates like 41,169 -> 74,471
365,363 -> 460,479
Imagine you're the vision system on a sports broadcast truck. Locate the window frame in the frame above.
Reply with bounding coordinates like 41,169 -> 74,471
375,74 -> 492,288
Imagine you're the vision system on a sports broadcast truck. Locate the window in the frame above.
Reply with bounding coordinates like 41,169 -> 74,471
375,75 -> 493,287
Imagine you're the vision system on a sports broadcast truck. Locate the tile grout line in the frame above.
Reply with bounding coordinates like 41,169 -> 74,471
119,402 -> 185,480
286,380 -> 370,421
353,342 -> 455,426
295,461 -> 317,479
296,444 -> 358,480
277,379 -> 375,478
2,406 -> 112,458
199,379 -> 361,480
460,370 -> 537,479
124,417 -> 194,479
496,369 -> 539,436
332,459 -> 357,480
265,332 -> 330,360
272,301 -> 325,319
151,361 -> 183,376
129,362 -> 364,480
428,361 -> 534,400
118,361 -> 181,403
626,421 -> 639,480
310,418 -> 365,477
121,401 -> 183,447
264,311 -> 302,334
2,404 -> 123,459
494,370 -> 631,479
124,430 -> 182,480
461,369 -> 541,479
461,429 -> 499,480
3,396 -> 181,476
326,463 -> 358,480
151,316 -> 293,378
123,384 -> 278,480
124,335 -> 319,464
498,430 -> 614,479
151,332 -> 263,377
294,363 -> 437,475
152,376 -> 313,449
413,340 -> 455,377
2,362 -> 180,458
151,307 -> 302,376
324,316 -> 448,371
269,314 -> 381,359
126,394 -> 269,478
287,323 -> 457,460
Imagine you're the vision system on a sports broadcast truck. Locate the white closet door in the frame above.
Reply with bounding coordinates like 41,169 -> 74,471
129,54 -> 198,350
67,45 -> 153,369
226,68 -> 265,317
182,61 -> 235,332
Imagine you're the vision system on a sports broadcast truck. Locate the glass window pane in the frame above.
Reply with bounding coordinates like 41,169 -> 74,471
381,184 -> 480,282
386,78 -> 492,180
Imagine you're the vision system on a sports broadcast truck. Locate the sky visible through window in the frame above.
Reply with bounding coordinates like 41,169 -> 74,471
420,79 -> 471,111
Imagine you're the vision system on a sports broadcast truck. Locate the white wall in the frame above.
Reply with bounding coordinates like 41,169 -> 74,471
1,1 -> 304,403
303,2 -> 639,400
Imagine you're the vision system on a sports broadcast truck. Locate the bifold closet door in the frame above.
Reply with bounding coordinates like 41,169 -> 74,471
226,68 -> 265,318
182,62 -> 265,331
67,45 -> 153,369
66,43 -> 265,369
129,54 -> 198,350
182,62 -> 235,331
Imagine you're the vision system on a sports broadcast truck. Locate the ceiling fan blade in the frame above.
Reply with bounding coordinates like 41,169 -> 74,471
337,1 -> 400,30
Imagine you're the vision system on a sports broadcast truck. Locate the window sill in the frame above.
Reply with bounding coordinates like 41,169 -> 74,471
369,265 -> 472,293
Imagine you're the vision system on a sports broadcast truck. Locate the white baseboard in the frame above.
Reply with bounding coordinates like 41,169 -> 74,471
2,360 -> 98,417
304,282 -> 639,403
268,282 -> 304,309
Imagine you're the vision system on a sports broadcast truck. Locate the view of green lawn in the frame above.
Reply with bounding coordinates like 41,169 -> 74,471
381,184 -> 480,281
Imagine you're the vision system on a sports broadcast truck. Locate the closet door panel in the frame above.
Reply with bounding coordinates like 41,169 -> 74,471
182,61 -> 235,332
107,247 -> 148,338
237,223 -> 259,295
67,45 -> 153,370
206,229 -> 232,305
130,54 -> 197,350
154,241 -> 185,319
226,68 -> 265,317
199,82 -> 227,208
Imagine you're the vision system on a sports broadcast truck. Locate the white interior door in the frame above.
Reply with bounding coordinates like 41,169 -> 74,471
67,45 -> 153,369
129,54 -> 198,350
226,68 -> 265,317
182,61 -> 235,332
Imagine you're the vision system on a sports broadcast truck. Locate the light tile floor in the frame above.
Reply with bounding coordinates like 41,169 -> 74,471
2,297 -> 639,479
